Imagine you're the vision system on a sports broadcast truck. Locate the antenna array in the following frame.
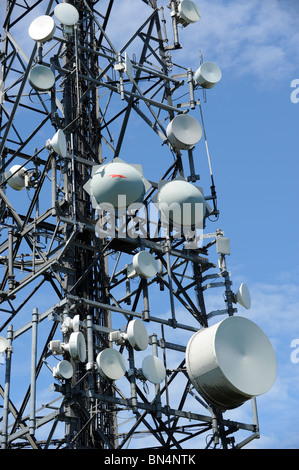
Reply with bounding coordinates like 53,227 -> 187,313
0,0 -> 276,449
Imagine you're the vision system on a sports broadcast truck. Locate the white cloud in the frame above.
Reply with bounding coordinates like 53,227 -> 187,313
176,0 -> 299,84
2,0 -> 297,87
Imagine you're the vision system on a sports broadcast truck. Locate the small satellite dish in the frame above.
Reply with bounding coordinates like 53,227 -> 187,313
185,316 -> 277,410
126,319 -> 149,351
46,129 -> 67,158
178,0 -> 201,25
28,65 -> 55,91
53,360 -> 73,380
166,114 -> 202,150
68,332 -> 86,363
128,251 -> 158,280
141,355 -> 166,384
28,15 -> 56,43
54,3 -> 79,26
236,283 -> 251,310
157,179 -> 206,227
0,336 -> 9,353
194,62 -> 222,89
96,348 -> 127,381
5,164 -> 26,190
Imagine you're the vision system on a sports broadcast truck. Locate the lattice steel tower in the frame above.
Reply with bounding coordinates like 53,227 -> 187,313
0,0 -> 276,450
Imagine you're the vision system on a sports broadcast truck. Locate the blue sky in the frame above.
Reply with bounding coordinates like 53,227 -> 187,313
0,0 -> 298,449
177,0 -> 299,448
106,1 -> 299,447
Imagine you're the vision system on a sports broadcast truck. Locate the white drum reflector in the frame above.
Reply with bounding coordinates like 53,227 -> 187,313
71,314 -> 80,332
53,360 -> 73,380
126,319 -> 149,351
194,62 -> 222,89
54,3 -> 79,26
28,15 -> 56,42
68,332 -> 86,363
132,251 -> 158,279
62,315 -> 80,333
5,164 -> 26,190
46,129 -> 67,158
185,316 -> 277,410
96,348 -> 127,381
236,283 -> 251,310
142,356 -> 166,384
89,161 -> 145,209
166,114 -> 202,150
28,65 -> 55,91
178,0 -> 201,24
0,336 -> 9,353
157,180 -> 206,227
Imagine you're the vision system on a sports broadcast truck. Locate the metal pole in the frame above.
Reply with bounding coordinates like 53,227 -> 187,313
187,68 -> 196,109
30,308 -> 38,436
1,324 -> 13,449
141,279 -> 150,321
51,155 -> 57,217
151,333 -> 162,418
86,313 -> 95,402
187,149 -> 199,182
219,254 -> 235,316
251,397 -> 260,436
128,347 -> 138,413
169,1 -> 180,47
8,229 -> 15,290
165,236 -> 176,326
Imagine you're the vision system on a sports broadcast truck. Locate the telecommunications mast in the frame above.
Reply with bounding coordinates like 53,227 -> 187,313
0,0 -> 276,449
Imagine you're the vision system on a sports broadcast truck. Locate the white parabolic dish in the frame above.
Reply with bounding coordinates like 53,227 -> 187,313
90,161 -> 145,209
68,332 -> 86,363
96,349 -> 127,381
142,356 -> 166,384
126,319 -> 149,351
47,129 -> 67,158
158,180 -> 206,227
194,62 -> 222,89
236,283 -> 251,310
166,114 -> 202,150
185,316 -> 277,410
0,336 -> 9,353
28,65 -> 55,91
178,0 -> 201,24
53,360 -> 73,380
5,164 -> 26,190
54,3 -> 79,26
132,251 -> 158,279
28,15 -> 56,42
